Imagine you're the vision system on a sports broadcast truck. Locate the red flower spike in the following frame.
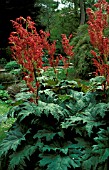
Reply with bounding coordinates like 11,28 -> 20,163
9,16 -> 75,103
87,0 -> 109,86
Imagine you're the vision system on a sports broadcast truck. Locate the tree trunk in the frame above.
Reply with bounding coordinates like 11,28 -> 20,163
79,0 -> 85,25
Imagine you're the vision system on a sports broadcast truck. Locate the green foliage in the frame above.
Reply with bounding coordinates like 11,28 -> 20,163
93,128 -> 109,163
42,67 -> 76,83
7,82 -> 28,100
39,153 -> 81,170
0,102 -> 14,144
0,73 -> 13,82
0,73 -> 17,88
0,58 -> 7,68
89,76 -> 106,91
49,7 -> 79,52
0,84 -> 5,90
0,79 -> 109,169
0,90 -> 11,103
71,24 -> 95,79
4,61 -> 20,71
37,0 -> 58,32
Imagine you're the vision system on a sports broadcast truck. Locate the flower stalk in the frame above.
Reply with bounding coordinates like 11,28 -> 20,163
9,16 -> 74,104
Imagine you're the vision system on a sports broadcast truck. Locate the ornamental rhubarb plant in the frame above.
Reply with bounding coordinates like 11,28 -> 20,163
9,16 -> 50,104
9,16 -> 74,103
86,0 -> 109,90
61,34 -> 74,78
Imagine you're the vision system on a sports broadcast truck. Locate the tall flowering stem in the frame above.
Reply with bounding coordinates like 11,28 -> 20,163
9,16 -> 74,103
61,34 -> 74,78
47,35 -> 74,80
47,40 -> 59,80
9,16 -> 50,104
86,0 -> 109,89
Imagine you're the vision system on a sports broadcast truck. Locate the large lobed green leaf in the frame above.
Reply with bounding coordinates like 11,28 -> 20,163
0,129 -> 25,156
39,154 -> 80,170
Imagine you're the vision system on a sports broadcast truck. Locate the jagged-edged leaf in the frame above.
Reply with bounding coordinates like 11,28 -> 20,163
42,144 -> 69,155
7,105 -> 20,118
56,80 -> 78,88
65,102 -> 76,111
75,93 -> 95,112
20,102 -> 36,113
33,129 -> 56,141
41,142 -> 65,153
57,130 -> 65,138
39,89 -> 58,103
39,154 -> 80,170
97,162 -> 108,170
0,114 -> 7,124
93,128 -> 109,147
41,141 -> 82,156
8,144 -> 37,170
99,148 -> 109,163
62,119 -> 84,136
61,91 -> 96,116
82,92 -> 96,104
43,103 -> 67,121
75,137 -> 91,149
91,103 -> 108,118
93,128 -> 109,163
34,129 -> 64,141
76,99 -> 87,111
15,92 -> 33,101
90,76 -> 106,85
8,101 -> 44,122
7,102 -> 36,119
82,156 -> 98,170
62,111 -> 104,136
82,113 -> 103,136
18,109 -> 34,122
61,116 -> 83,129
8,156 -> 26,170
69,90 -> 84,100
58,94 -> 73,102
0,130 -> 25,156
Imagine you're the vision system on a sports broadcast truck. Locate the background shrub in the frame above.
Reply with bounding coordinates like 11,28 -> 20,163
71,24 -> 95,79
4,61 -> 20,71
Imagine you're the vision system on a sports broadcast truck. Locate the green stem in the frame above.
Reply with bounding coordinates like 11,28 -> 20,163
33,65 -> 39,105
53,66 -> 58,81
65,68 -> 68,79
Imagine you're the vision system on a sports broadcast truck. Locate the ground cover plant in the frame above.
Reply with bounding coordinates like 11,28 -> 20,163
0,0 -> 109,169
0,102 -> 15,144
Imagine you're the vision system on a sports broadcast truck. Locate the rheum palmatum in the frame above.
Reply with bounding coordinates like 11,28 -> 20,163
86,0 -> 109,87
61,34 -> 74,77
9,16 -> 51,104
9,16 -> 74,103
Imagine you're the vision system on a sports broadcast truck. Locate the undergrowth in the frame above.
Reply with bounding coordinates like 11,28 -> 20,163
0,102 -> 15,144
0,79 -> 109,170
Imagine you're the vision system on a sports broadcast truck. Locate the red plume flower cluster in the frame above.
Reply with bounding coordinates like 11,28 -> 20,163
61,34 -> 74,68
9,16 -> 51,103
9,16 -> 74,103
86,0 -> 109,85
62,34 -> 74,57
